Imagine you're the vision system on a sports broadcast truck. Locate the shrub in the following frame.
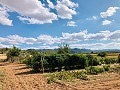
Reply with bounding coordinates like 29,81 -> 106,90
98,52 -> 107,57
103,65 -> 110,71
100,58 -> 118,64
86,66 -> 104,75
47,70 -> 88,84
86,54 -> 100,66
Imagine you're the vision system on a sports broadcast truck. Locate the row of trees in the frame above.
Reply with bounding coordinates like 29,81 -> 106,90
5,44 -> 119,73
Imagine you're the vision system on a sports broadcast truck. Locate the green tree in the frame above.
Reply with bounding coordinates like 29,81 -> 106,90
58,43 -> 70,54
98,52 -> 107,57
7,46 -> 21,63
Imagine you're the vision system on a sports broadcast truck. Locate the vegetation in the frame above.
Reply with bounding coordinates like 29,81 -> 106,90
7,46 -> 21,63
47,70 -> 88,84
98,52 -> 107,57
0,44 -> 119,84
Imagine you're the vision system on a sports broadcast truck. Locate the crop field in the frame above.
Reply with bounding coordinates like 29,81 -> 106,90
0,52 -> 120,90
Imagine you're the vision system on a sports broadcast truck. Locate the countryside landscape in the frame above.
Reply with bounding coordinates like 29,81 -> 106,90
0,0 -> 120,90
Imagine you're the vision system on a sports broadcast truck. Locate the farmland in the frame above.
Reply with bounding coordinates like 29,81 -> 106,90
0,49 -> 120,90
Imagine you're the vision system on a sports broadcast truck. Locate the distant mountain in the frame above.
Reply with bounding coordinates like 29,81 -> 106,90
94,49 -> 120,53
26,48 -> 120,54
71,48 -> 92,53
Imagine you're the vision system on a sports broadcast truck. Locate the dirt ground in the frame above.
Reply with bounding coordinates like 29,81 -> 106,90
0,62 -> 120,90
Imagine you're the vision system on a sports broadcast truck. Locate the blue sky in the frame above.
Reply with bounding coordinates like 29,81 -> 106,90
0,0 -> 120,50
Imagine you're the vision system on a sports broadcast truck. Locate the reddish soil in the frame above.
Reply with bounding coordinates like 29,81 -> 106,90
0,62 -> 120,90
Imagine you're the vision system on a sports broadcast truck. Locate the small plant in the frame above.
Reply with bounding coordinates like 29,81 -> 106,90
103,65 -> 110,71
47,70 -> 88,84
86,66 -> 104,75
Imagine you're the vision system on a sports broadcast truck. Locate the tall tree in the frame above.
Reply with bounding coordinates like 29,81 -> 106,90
58,43 -> 71,54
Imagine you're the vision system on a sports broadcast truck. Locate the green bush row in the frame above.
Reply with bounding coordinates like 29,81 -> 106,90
23,54 -> 101,72
23,53 -> 118,72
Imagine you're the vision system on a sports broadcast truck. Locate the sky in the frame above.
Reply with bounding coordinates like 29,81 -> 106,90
0,0 -> 120,50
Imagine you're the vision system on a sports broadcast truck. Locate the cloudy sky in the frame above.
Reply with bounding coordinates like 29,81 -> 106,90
0,0 -> 120,50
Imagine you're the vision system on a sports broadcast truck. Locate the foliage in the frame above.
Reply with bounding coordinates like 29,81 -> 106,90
47,70 -> 88,84
58,43 -> 71,54
7,46 -> 21,62
100,58 -> 118,64
98,52 -> 107,57
23,53 -> 44,72
85,66 -> 105,75
103,65 -> 110,71
86,54 -> 100,66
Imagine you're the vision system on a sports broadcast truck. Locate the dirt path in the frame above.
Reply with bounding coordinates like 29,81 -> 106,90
0,62 -> 120,90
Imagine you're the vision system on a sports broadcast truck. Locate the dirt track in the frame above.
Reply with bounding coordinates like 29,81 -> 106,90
0,62 -> 120,90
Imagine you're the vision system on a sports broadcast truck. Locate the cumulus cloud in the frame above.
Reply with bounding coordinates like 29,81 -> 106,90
0,30 -> 120,49
70,42 -> 120,50
37,35 -> 55,45
102,20 -> 112,25
100,7 -> 119,18
0,0 -> 57,24
67,21 -> 77,27
0,6 -> 13,26
55,0 -> 78,19
47,0 -> 54,9
108,30 -> 120,41
0,0 -> 78,25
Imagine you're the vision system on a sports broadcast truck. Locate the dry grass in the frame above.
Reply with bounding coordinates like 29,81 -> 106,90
0,54 -> 7,60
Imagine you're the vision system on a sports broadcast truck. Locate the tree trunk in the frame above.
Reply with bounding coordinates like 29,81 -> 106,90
41,56 -> 44,73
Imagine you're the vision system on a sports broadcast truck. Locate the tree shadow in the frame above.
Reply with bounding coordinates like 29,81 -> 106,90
14,66 -> 29,70
15,70 -> 38,75
0,62 -> 10,66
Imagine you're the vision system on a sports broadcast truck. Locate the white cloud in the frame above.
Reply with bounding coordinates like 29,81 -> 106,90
0,30 -> 120,49
0,0 -> 57,24
108,30 -> 120,41
86,16 -> 97,20
67,21 -> 76,27
60,0 -> 78,8
0,0 -> 78,24
102,20 -> 112,25
47,0 -> 54,9
37,35 -> 55,45
100,7 -> 119,18
55,0 -> 78,19
0,6 -> 13,26
70,42 -> 120,50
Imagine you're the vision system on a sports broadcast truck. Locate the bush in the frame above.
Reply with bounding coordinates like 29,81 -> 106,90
47,70 -> 88,83
100,58 -> 118,64
86,66 -> 104,75
98,52 -> 107,57
23,53 -> 43,72
86,55 -> 100,66
103,65 -> 110,71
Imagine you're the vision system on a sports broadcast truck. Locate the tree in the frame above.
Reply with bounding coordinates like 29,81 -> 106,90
98,52 -> 107,57
58,43 -> 70,54
7,46 -> 21,62
118,54 -> 120,64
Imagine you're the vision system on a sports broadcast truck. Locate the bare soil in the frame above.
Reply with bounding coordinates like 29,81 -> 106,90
0,62 -> 120,90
